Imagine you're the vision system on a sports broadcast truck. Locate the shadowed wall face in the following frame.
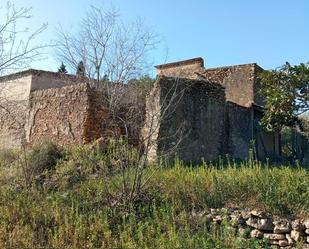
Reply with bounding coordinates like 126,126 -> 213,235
146,77 -> 226,163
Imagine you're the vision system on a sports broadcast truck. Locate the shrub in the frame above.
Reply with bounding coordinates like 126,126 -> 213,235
0,149 -> 18,168
18,141 -> 63,187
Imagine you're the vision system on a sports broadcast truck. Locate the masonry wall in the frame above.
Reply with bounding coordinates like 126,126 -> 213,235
0,75 -> 32,148
26,83 -> 91,146
30,71 -> 88,92
145,76 -> 226,163
84,89 -> 111,143
202,64 -> 257,108
253,111 -> 281,160
145,76 -> 281,163
155,58 -> 204,79
225,102 -> 253,159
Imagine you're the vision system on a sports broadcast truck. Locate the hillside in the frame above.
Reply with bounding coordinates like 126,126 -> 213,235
0,141 -> 309,248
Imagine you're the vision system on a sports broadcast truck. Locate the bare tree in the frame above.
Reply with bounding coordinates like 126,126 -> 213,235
55,5 -> 157,83
104,75 -> 191,214
0,1 -> 48,75
55,5 -> 159,150
54,3 -> 188,213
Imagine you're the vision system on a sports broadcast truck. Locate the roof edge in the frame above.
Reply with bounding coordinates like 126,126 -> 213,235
155,57 -> 204,69
0,69 -> 88,83
204,62 -> 263,72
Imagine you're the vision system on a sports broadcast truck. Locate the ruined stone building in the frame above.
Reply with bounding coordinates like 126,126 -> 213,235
146,57 -> 308,164
0,58 -> 307,164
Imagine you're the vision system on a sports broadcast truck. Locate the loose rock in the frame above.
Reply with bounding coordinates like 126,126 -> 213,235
250,210 -> 269,219
278,239 -> 288,247
246,217 -> 274,231
286,234 -> 295,246
290,230 -> 303,242
273,219 -> 291,234
250,229 -> 263,239
263,233 -> 286,240
291,219 -> 305,231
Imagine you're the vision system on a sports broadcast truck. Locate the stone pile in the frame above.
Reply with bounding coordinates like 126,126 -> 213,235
195,208 -> 309,248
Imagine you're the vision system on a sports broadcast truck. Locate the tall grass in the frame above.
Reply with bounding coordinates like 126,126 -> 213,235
0,142 -> 308,248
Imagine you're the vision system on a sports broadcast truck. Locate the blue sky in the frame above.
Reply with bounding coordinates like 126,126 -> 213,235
6,0 -> 309,73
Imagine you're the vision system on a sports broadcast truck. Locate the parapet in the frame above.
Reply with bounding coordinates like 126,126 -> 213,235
155,57 -> 204,78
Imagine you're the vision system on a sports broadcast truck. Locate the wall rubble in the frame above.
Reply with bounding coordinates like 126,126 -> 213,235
194,207 -> 309,248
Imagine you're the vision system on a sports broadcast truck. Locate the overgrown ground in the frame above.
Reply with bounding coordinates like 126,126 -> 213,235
0,142 -> 308,248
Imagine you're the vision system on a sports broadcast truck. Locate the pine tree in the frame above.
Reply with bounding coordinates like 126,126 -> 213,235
76,61 -> 85,76
58,62 -> 68,74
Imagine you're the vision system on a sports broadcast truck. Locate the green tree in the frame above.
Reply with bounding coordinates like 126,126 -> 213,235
259,62 -> 309,131
58,62 -> 67,73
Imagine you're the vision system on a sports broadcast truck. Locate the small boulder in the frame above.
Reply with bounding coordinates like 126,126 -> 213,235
291,219 -> 305,231
304,220 -> 309,229
246,217 -> 274,231
230,213 -> 245,227
286,234 -> 295,246
290,230 -> 303,242
273,219 -> 291,234
250,229 -> 263,239
278,239 -> 288,247
250,210 -> 270,219
268,239 -> 279,245
263,233 -> 286,240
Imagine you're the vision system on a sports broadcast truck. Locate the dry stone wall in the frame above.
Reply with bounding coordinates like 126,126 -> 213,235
196,207 -> 309,248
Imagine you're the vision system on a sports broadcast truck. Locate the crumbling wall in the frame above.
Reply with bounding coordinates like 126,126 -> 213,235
83,89 -> 111,143
145,76 -> 226,163
26,83 -> 91,146
155,57 -> 204,79
225,102 -> 252,159
30,70 -> 89,91
201,64 -> 257,108
0,75 -> 32,148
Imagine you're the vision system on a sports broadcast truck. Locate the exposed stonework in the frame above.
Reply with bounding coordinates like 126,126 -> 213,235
156,57 -> 263,108
26,83 -> 109,146
144,75 -> 280,163
193,207 -> 309,248
155,57 -> 204,78
0,69 -> 146,149
144,76 -> 226,162
149,57 -> 308,164
0,58 -> 307,164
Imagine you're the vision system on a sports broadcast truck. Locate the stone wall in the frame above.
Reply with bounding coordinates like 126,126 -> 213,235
195,207 -> 309,248
30,70 -> 89,92
26,83 -> 95,146
0,75 -> 32,148
155,57 -> 204,79
225,102 -> 253,159
145,76 -> 281,163
145,76 -> 226,163
201,64 -> 259,108
155,58 -> 265,109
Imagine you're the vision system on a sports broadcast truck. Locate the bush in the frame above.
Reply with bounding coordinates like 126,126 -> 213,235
0,149 -> 18,168
18,141 -> 63,187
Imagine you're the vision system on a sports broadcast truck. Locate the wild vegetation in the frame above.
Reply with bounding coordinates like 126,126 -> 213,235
0,141 -> 308,248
